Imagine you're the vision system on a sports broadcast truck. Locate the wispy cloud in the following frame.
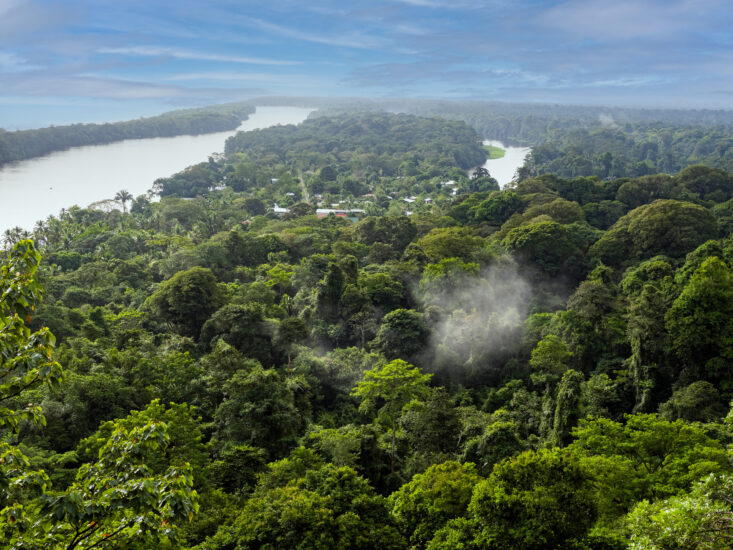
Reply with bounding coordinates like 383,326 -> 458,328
246,17 -> 384,49
1,0 -> 733,125
0,52 -> 39,72
97,46 -> 298,66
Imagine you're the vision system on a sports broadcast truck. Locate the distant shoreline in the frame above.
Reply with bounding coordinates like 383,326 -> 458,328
0,103 -> 256,168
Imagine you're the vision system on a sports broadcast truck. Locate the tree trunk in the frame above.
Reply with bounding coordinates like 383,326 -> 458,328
391,421 -> 396,474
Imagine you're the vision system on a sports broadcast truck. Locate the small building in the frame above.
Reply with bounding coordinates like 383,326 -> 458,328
316,208 -> 366,220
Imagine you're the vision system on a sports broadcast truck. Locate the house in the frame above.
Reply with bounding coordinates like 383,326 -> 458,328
316,208 -> 366,220
273,204 -> 290,215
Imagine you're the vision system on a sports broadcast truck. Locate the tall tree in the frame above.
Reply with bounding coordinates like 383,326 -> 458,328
114,189 -> 133,213
352,359 -> 432,473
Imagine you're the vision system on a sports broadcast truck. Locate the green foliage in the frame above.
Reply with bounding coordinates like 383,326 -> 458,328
659,381 -> 728,422
373,309 -> 429,361
570,414 -> 731,521
469,448 -> 597,549
0,240 -> 63,431
502,221 -> 587,279
200,303 -> 275,364
7,422 -> 198,549
214,364 -> 304,458
460,420 -> 525,477
8,104 -> 733,549
529,334 -> 572,389
352,359 -> 432,472
145,266 -> 225,338
200,460 -> 404,550
666,256 -> 733,384
591,200 -> 718,265
389,461 -> 482,548
627,474 -> 733,550
0,243 -> 199,549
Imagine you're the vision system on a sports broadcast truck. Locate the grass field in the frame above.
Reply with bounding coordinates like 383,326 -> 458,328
483,144 -> 506,159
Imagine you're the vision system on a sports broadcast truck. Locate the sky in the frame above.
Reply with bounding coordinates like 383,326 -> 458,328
1,0 -> 732,129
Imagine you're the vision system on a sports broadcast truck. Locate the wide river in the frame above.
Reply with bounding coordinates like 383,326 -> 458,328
0,106 -> 314,233
480,140 -> 532,188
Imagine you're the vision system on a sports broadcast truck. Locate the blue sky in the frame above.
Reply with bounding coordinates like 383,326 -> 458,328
1,0 -> 732,128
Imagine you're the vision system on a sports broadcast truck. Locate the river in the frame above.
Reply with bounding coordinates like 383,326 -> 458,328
480,140 -> 532,188
0,106 -> 314,233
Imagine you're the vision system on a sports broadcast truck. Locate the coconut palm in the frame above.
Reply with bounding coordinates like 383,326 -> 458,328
114,189 -> 134,213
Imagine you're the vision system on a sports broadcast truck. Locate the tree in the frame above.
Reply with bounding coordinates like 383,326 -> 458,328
0,240 -> 63,432
590,200 -> 718,266
352,359 -> 432,473
199,303 -> 274,365
113,189 -> 133,213
0,241 -> 198,549
416,227 -> 487,263
214,365 -> 303,458
389,461 -> 482,548
570,414 -> 730,522
373,308 -> 430,362
145,266 -> 225,338
501,221 -> 587,280
469,449 -> 597,549
200,459 -> 404,550
551,369 -> 584,446
659,381 -> 728,422
242,197 -> 266,216
529,334 -> 572,390
627,474 -> 733,550
666,256 -> 733,382
7,422 -> 199,549
461,420 -> 525,477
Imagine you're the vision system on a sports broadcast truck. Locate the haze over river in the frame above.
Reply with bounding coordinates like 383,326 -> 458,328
481,140 -> 532,188
0,106 -> 314,233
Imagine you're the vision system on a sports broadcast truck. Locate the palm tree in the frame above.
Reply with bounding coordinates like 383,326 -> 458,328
114,189 -> 134,213
3,227 -> 30,250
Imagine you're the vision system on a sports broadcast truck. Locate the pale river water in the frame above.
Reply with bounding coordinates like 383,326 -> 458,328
0,106 -> 314,233
480,140 -> 532,188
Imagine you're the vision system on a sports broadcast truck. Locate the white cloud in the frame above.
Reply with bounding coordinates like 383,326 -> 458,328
0,51 -> 39,71
97,46 -> 298,66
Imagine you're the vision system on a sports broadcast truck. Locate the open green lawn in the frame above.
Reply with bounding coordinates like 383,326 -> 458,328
484,144 -> 506,159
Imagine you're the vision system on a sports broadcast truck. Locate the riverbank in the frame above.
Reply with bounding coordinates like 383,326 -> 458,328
484,144 -> 505,159
480,140 -> 532,188
0,106 -> 314,233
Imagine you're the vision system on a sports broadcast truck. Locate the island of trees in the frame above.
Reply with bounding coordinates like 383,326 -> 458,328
1,109 -> 733,549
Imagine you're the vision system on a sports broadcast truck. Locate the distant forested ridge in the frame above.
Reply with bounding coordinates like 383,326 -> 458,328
260,96 -> 733,180
224,111 -> 486,170
0,103 -> 255,167
388,101 -> 733,179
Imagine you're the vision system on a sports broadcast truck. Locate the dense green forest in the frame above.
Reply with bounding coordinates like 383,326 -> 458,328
2,111 -> 733,549
341,98 -> 733,179
274,97 -> 733,180
0,103 -> 255,167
